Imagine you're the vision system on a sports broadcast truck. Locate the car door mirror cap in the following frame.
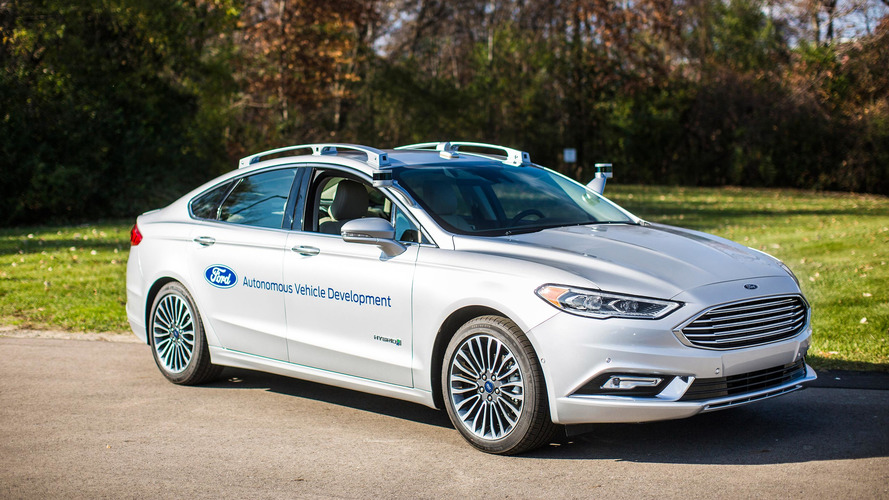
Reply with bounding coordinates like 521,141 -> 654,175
341,218 -> 406,257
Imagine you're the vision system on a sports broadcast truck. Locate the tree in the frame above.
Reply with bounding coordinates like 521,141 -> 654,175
0,0 -> 239,224
230,0 -> 370,150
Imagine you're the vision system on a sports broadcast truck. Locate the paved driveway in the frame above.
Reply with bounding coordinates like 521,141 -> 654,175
1,337 -> 887,499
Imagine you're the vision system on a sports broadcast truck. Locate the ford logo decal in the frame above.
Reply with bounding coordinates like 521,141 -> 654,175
744,283 -> 758,290
205,265 -> 237,289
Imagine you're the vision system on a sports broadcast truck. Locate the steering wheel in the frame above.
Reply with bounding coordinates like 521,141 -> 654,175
510,209 -> 545,225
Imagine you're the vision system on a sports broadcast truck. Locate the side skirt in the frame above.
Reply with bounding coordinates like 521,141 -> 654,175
209,346 -> 437,409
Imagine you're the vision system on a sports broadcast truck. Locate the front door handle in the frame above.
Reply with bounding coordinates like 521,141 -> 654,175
193,236 -> 216,247
292,245 -> 320,256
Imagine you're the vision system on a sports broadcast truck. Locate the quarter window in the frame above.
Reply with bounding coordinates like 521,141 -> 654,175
190,182 -> 232,220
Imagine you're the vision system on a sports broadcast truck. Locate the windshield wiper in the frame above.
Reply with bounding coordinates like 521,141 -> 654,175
503,220 -> 637,236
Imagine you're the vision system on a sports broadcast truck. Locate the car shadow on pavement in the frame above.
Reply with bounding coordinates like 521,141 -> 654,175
207,367 -> 453,429
206,368 -> 887,465
530,388 -> 889,464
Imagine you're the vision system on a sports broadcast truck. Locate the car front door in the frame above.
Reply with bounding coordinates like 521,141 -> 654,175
282,170 -> 419,387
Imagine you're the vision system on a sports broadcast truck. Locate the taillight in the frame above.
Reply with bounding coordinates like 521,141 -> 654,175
130,223 -> 143,246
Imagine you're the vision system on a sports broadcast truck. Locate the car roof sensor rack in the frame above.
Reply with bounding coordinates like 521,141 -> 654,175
396,141 -> 531,167
239,143 -> 391,169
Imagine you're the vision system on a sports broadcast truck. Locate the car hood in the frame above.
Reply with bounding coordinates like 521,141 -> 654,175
452,223 -> 788,299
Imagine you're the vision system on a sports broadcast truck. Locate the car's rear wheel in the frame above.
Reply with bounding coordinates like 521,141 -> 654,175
442,315 -> 557,455
149,282 -> 220,385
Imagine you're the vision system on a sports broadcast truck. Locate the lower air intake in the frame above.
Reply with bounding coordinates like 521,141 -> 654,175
679,359 -> 807,401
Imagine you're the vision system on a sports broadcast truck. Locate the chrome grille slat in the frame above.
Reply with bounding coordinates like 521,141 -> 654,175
703,297 -> 797,315
688,325 -> 804,346
683,309 -> 804,334
677,295 -> 808,349
685,303 -> 801,324
684,315 -> 805,340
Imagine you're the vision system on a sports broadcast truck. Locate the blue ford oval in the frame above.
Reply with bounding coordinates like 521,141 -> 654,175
204,265 -> 237,289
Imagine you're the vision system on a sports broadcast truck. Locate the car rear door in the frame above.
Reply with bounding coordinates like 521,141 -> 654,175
188,167 -> 300,361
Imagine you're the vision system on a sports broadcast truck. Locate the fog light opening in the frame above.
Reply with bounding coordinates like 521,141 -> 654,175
602,375 -> 664,391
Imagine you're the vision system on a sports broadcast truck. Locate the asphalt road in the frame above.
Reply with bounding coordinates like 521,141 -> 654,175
1,336 -> 887,499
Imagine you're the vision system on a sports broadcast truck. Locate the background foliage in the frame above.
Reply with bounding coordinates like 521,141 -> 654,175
2,0 -> 888,225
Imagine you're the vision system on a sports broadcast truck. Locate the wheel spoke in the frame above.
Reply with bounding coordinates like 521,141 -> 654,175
450,373 -> 477,386
156,337 -> 173,358
494,354 -> 517,380
471,401 -> 485,434
451,385 -> 478,395
490,341 -> 503,374
181,334 -> 195,348
455,393 -> 481,412
455,351 -> 481,378
181,341 -> 194,358
491,402 -> 506,437
155,304 -> 172,330
495,400 -> 518,426
467,338 -> 486,373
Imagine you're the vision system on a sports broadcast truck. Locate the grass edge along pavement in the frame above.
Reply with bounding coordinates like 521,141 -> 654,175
1,186 -> 887,372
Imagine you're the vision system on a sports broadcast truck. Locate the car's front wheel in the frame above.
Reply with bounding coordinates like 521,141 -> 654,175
442,315 -> 557,455
149,282 -> 221,385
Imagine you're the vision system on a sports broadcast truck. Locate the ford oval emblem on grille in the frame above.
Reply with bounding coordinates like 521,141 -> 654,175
205,265 -> 237,289
744,283 -> 758,290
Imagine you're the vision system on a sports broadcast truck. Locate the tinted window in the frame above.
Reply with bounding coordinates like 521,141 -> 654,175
190,182 -> 232,220
218,169 -> 297,229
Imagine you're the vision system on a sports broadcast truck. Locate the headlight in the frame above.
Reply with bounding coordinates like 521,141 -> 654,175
536,285 -> 681,319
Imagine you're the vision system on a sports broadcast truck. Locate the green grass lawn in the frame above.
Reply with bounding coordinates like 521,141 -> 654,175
0,222 -> 131,333
608,185 -> 888,371
1,185 -> 887,371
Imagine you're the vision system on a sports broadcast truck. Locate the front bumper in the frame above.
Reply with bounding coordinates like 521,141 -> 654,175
552,363 -> 815,424
528,296 -> 814,425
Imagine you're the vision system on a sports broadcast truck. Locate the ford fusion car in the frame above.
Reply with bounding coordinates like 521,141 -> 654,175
126,141 -> 815,454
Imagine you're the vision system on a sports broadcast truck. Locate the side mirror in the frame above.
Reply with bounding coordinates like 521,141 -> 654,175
341,218 -> 407,257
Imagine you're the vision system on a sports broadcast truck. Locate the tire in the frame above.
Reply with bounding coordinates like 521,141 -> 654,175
441,315 -> 557,455
149,282 -> 221,385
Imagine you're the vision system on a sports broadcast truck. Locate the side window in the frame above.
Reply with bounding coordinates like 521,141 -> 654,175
308,172 -> 425,243
218,169 -> 297,229
313,176 -> 389,235
190,181 -> 232,220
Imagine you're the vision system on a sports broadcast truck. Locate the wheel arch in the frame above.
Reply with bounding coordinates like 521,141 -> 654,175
430,305 -> 515,410
143,277 -> 179,345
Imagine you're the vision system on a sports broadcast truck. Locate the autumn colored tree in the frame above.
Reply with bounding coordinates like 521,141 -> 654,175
230,0 -> 375,152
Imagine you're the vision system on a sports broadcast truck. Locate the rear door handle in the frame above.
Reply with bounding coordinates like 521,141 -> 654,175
292,245 -> 320,256
193,236 -> 216,247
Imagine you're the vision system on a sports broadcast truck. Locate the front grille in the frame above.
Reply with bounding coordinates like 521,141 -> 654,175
680,359 -> 807,401
677,295 -> 808,349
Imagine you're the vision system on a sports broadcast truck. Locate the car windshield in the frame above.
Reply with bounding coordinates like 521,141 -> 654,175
393,163 -> 635,236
